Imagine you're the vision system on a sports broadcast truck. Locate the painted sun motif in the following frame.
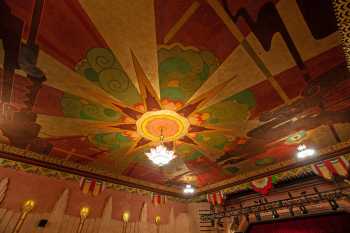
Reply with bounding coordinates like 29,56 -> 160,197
136,110 -> 190,142
108,49 -> 232,155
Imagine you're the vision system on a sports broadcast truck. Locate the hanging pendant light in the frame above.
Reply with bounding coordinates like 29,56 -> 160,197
145,128 -> 176,166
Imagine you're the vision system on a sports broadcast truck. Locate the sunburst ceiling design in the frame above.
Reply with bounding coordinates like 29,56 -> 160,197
0,0 -> 350,196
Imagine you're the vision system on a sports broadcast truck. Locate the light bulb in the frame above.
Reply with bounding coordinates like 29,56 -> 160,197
297,144 -> 316,159
183,184 -> 195,194
80,206 -> 90,218
122,211 -> 130,222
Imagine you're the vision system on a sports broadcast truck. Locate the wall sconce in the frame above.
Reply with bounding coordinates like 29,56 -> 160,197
155,215 -> 161,225
122,211 -> 130,222
23,200 -> 35,212
76,206 -> 90,233
155,216 -> 161,233
12,199 -> 35,233
80,206 -> 90,218
122,211 -> 130,233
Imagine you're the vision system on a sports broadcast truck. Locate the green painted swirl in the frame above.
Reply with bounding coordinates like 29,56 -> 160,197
99,68 -> 130,93
81,104 -> 99,119
158,45 -> 219,103
89,133 -> 132,151
87,48 -> 115,72
61,96 -> 82,118
75,48 -> 141,105
61,94 -> 121,122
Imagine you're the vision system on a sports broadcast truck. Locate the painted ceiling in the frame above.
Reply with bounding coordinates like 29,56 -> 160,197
0,0 -> 350,195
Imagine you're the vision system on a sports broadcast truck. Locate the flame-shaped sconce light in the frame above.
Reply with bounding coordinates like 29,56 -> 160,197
155,215 -> 161,224
122,211 -> 130,233
76,206 -> 90,233
155,216 -> 161,233
12,199 -> 35,233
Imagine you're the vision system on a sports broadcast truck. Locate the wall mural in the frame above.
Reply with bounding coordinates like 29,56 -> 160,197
0,0 -> 350,194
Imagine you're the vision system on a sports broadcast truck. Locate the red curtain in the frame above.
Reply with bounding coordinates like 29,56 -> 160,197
248,213 -> 350,233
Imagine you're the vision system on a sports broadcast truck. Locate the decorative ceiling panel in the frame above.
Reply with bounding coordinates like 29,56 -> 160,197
0,0 -> 349,195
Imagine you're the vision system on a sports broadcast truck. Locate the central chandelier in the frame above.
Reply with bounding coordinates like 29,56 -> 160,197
145,129 -> 176,166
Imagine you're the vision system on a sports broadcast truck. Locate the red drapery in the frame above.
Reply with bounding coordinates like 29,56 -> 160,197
248,213 -> 350,233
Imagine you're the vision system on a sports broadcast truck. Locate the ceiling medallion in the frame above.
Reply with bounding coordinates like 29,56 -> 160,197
137,110 -> 189,166
136,110 -> 189,142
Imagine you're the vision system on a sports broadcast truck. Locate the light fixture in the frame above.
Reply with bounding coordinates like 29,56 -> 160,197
13,199 -> 36,233
122,211 -> 130,233
297,144 -> 315,159
23,199 -> 35,212
183,184 -> 195,194
155,215 -> 161,225
122,211 -> 130,223
145,129 -> 176,166
80,206 -> 90,218
77,206 -> 90,233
